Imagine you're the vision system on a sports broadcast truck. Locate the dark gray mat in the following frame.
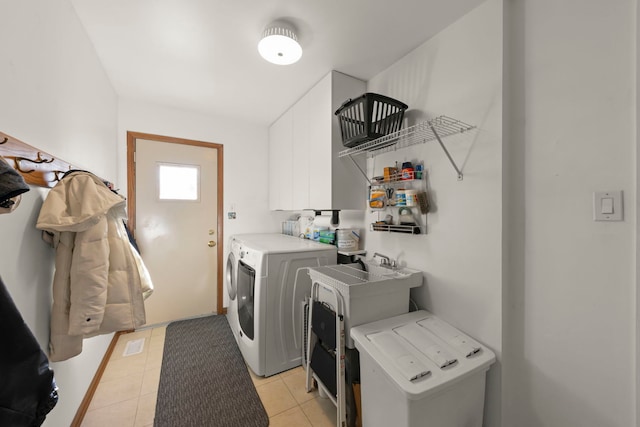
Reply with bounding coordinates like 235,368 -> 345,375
154,315 -> 268,427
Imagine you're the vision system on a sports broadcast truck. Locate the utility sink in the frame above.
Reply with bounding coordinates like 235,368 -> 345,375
307,261 -> 423,347
308,261 -> 423,296
362,261 -> 423,284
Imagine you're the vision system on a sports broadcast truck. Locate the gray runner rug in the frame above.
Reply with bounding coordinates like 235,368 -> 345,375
154,315 -> 269,427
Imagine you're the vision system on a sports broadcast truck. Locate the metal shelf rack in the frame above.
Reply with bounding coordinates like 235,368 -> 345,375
370,223 -> 421,234
338,115 -> 475,181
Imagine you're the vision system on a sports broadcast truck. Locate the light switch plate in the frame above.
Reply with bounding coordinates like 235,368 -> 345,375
593,191 -> 623,221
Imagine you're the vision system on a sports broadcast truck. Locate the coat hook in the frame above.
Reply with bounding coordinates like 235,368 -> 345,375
14,152 -> 55,173
51,171 -> 65,182
35,152 -> 54,163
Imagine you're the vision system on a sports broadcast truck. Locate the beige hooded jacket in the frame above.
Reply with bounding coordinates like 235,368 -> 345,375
37,171 -> 150,362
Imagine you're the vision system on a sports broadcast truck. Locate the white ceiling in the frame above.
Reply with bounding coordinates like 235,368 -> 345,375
71,0 -> 485,126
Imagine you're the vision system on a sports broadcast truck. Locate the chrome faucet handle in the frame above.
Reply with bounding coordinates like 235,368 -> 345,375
373,252 -> 398,270
373,252 -> 392,267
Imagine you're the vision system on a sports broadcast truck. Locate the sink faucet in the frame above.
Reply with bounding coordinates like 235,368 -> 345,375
373,253 -> 396,269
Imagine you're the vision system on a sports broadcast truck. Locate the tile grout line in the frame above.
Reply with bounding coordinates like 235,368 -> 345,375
301,404 -> 315,427
140,335 -> 158,427
271,378 -> 318,426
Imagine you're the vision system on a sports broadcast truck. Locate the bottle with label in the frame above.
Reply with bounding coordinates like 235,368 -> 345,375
415,163 -> 423,180
401,162 -> 414,180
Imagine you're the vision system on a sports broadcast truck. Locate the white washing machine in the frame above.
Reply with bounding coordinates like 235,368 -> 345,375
228,233 -> 337,377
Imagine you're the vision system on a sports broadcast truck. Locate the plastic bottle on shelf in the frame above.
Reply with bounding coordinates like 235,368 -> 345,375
401,162 -> 414,180
415,163 -> 423,180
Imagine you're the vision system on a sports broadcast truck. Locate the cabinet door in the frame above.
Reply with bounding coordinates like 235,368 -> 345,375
307,73 -> 333,209
307,71 -> 366,210
292,95 -> 310,210
268,109 -> 293,210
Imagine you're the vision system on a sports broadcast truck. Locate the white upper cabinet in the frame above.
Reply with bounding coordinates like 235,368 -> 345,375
268,70 -> 366,211
292,92 -> 311,210
268,108 -> 293,210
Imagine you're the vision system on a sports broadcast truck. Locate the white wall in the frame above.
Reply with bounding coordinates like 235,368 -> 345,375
0,0 -> 118,425
117,99 -> 288,306
364,1 -> 503,425
503,1 -> 636,426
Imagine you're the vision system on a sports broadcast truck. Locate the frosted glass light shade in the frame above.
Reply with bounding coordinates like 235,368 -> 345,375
258,24 -> 302,65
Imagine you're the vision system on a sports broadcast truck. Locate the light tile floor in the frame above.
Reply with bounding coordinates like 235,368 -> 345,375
81,325 -> 337,427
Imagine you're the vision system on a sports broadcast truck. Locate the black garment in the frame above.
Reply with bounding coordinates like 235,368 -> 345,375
0,277 -> 58,426
0,158 -> 29,208
123,221 -> 140,253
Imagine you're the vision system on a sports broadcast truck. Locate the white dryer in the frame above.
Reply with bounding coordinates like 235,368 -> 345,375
229,233 -> 337,377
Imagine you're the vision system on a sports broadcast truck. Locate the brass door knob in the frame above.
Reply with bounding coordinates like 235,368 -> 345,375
208,240 -> 216,247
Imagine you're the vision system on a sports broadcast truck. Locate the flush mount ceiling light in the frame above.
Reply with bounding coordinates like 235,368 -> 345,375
258,20 -> 302,65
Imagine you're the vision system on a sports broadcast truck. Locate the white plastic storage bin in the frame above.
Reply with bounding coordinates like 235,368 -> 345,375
351,310 -> 495,427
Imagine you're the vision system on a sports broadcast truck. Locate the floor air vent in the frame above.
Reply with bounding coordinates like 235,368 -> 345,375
123,337 -> 145,357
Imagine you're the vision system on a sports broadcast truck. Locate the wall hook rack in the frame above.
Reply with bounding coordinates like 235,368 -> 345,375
0,131 -> 110,188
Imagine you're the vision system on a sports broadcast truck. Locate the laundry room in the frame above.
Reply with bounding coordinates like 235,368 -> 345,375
0,1 -> 637,427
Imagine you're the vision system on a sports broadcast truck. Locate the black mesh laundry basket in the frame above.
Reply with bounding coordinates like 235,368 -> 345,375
335,93 -> 408,148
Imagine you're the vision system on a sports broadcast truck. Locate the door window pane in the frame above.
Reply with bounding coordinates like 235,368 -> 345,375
158,163 -> 200,201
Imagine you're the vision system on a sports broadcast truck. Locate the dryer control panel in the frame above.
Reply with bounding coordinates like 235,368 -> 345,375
239,246 -> 262,273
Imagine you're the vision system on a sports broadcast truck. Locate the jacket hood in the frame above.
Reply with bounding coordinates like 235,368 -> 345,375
36,172 -> 125,232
